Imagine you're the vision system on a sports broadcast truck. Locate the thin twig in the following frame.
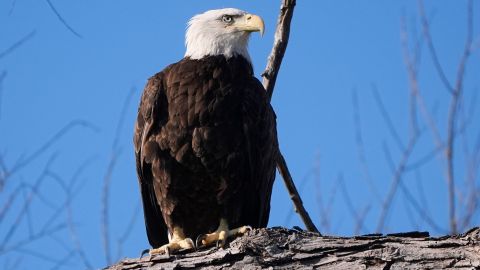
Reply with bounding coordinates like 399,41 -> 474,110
460,130 -> 480,231
44,0 -> 82,38
8,0 -> 18,15
50,249 -> 76,270
0,184 -> 24,224
375,15 -> 429,232
23,186 -> 34,239
262,0 -> 319,234
323,176 -> 341,234
443,0 -> 473,234
0,155 -> 57,250
14,247 -> 65,265
116,203 -> 141,260
405,145 -> 441,171
64,159 -> 96,269
0,30 -> 36,60
418,0 -> 454,94
0,222 -> 68,255
403,12 -> 444,150
377,139 -> 417,232
372,85 -> 406,152
313,153 -> 328,231
0,70 -> 7,120
352,89 -> 382,203
401,179 -> 446,233
7,120 -> 98,180
101,87 -> 137,265
338,174 -> 369,234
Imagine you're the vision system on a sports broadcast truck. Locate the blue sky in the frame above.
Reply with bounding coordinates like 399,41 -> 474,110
1,1 -> 479,269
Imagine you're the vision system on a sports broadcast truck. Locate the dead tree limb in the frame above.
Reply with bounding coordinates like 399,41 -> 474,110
418,0 -> 475,234
262,0 -> 319,234
262,0 -> 296,102
0,30 -> 36,60
106,227 -> 480,269
44,0 -> 82,38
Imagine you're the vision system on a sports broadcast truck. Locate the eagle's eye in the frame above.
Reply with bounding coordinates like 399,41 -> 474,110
222,15 -> 233,23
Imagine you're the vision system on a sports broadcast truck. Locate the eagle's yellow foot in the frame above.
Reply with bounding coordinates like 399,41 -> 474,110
149,238 -> 194,256
149,227 -> 194,256
196,219 -> 252,248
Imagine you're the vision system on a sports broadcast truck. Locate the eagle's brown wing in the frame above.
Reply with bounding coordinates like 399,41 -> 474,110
232,76 -> 278,228
133,72 -> 169,248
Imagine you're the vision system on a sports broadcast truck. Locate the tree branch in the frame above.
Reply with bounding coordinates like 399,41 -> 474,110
44,0 -> 83,38
0,30 -> 36,60
262,0 -> 296,102
106,227 -> 480,270
263,0 -> 319,234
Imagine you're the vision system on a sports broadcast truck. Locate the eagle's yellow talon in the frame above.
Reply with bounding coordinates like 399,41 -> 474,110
197,219 -> 252,249
148,237 -> 195,255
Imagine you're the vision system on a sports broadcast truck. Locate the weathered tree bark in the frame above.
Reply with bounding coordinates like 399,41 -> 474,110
105,227 -> 480,269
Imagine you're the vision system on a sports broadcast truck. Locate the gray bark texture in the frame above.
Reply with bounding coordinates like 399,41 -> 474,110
105,227 -> 480,269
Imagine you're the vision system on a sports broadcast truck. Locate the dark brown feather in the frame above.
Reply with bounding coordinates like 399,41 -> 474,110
134,55 -> 278,247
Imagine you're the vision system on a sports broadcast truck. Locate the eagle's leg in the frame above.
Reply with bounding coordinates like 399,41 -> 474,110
149,227 -> 194,255
196,218 -> 252,248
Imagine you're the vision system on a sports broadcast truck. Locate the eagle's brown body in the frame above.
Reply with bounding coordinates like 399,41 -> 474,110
134,55 -> 278,248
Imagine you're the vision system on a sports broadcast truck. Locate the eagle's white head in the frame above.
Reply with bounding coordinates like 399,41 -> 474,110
185,8 -> 265,62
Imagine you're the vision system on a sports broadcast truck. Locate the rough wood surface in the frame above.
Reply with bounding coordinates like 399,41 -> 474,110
105,227 -> 480,269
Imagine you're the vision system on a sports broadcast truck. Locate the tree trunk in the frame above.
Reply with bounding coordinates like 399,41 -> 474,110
104,227 -> 480,269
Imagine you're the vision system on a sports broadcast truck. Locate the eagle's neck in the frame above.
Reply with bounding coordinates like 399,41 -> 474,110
184,27 -> 251,62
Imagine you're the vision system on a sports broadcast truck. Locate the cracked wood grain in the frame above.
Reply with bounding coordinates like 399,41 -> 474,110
105,227 -> 480,269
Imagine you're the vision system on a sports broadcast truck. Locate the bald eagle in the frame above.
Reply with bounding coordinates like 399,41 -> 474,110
134,8 -> 278,254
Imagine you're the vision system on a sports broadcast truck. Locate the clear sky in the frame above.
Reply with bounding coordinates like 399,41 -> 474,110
1,1 -> 479,269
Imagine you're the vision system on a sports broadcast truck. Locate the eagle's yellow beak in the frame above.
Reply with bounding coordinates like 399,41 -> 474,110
236,14 -> 265,36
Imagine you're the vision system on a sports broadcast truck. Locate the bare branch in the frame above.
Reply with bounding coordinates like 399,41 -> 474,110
262,0 -> 296,101
0,155 -> 57,250
405,146 -> 441,171
283,169 -> 313,226
22,186 -> 34,239
418,0 -> 454,94
0,222 -> 68,255
50,249 -> 76,270
352,89 -> 382,203
116,203 -> 141,260
8,0 -> 18,15
14,247 -> 66,265
0,30 -> 36,60
101,152 -> 118,265
313,154 -> 328,231
323,176 -> 341,234
338,174 -> 369,234
399,177 -> 446,233
443,0 -> 474,234
377,137 -> 417,232
44,0 -> 82,38
101,87 -> 137,265
262,0 -> 318,234
0,70 -> 6,120
58,158 -> 96,269
402,12 -> 444,151
0,184 -> 24,224
372,85 -> 406,152
7,120 -> 98,180
276,152 -> 319,233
